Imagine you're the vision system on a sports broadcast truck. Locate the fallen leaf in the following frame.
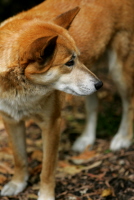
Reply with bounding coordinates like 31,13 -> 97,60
0,163 -> 14,174
71,150 -> 96,164
0,152 -> 13,160
0,147 -> 13,154
66,193 -> 81,200
63,165 -> 82,175
101,188 -> 113,197
58,161 -> 82,175
82,161 -> 102,171
0,147 -> 13,160
98,91 -> 108,99
31,150 -> 42,162
58,161 -> 71,168
32,184 -> 40,190
30,164 -> 42,175
28,193 -> 38,199
88,173 -> 105,180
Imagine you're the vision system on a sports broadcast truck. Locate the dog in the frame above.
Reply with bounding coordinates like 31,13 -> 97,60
0,0 -> 134,199
0,2 -> 103,200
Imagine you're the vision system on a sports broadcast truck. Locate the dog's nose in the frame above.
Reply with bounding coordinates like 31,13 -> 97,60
94,80 -> 103,90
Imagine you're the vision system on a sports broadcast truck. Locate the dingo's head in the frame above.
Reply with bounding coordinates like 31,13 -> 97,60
20,7 -> 102,96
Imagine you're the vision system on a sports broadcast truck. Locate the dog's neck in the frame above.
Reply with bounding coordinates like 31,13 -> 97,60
0,67 -> 53,96
0,66 -> 55,121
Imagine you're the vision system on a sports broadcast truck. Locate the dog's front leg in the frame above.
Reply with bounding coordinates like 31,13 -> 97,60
38,116 -> 61,200
1,119 -> 29,196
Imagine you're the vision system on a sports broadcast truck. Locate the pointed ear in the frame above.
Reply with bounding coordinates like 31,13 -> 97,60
26,35 -> 58,65
53,7 -> 80,29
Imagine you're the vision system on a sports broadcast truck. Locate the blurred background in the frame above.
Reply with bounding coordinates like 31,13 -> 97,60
0,0 -> 43,22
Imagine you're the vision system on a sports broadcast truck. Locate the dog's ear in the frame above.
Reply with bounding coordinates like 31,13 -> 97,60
26,35 -> 58,64
53,7 -> 80,29
24,35 -> 58,76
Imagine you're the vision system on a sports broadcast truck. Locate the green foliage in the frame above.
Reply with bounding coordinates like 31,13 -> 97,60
97,94 -> 122,138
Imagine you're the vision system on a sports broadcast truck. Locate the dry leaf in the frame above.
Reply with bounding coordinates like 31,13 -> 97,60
28,193 -> 38,199
62,165 -> 82,175
32,184 -> 40,190
30,164 -> 42,175
0,147 -> 13,161
0,152 -> 13,160
0,163 -> 14,174
71,150 -> 96,164
31,150 -> 42,162
82,161 -> 102,171
98,91 -> 108,99
58,161 -> 82,175
0,147 -> 13,154
58,161 -> 71,168
88,173 -> 105,180
101,188 -> 113,197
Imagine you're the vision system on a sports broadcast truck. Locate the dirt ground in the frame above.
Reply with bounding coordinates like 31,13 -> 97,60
0,81 -> 134,200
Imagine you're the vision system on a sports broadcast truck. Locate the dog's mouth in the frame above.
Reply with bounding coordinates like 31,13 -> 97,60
65,87 -> 94,96
69,89 -> 83,96
66,80 -> 103,96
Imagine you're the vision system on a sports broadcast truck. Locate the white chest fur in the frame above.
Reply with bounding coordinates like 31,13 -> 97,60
0,86 -> 52,121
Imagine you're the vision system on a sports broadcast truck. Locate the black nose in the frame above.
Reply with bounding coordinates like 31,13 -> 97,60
94,81 -> 103,90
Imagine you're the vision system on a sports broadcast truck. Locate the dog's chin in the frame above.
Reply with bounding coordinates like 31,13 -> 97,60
64,88 -> 97,96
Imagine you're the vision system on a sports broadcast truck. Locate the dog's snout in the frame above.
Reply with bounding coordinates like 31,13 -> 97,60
94,80 -> 103,90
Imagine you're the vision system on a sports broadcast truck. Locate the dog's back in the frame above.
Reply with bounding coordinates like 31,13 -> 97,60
4,0 -> 133,86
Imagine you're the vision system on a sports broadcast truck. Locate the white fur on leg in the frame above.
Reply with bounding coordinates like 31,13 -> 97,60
108,49 -> 133,151
38,196 -> 55,200
72,134 -> 95,152
72,94 -> 98,152
110,133 -> 132,151
38,191 -> 55,200
1,180 -> 27,196
110,96 -> 133,151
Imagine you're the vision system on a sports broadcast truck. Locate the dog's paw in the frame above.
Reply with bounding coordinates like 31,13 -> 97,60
110,134 -> 132,151
38,194 -> 55,200
1,180 -> 27,196
38,197 -> 55,200
72,135 -> 95,152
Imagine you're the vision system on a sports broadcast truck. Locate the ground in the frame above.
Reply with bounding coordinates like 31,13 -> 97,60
0,81 -> 134,200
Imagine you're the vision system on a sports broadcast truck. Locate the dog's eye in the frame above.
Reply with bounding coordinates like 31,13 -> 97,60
65,59 -> 75,67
